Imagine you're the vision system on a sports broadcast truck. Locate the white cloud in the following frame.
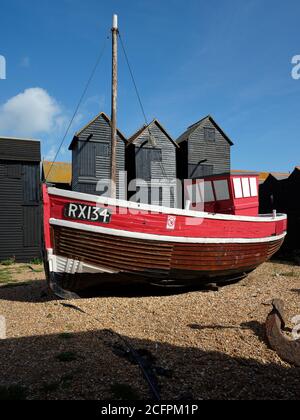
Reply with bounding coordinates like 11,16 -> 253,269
0,88 -> 64,137
0,88 -> 108,162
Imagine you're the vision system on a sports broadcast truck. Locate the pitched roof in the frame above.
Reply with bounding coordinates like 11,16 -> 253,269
0,136 -> 40,142
232,170 -> 267,183
42,161 -> 72,185
258,172 -> 290,185
232,170 -> 290,183
127,119 -> 179,148
268,172 -> 290,181
290,167 -> 300,179
69,112 -> 127,150
176,115 -> 234,146
0,137 -> 41,162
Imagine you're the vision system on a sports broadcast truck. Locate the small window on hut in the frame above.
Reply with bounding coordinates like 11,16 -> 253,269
153,149 -> 162,162
135,148 -> 162,181
204,128 -> 215,142
97,143 -> 109,157
189,164 -> 213,179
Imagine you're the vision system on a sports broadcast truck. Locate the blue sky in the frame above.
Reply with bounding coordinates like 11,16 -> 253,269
0,0 -> 300,171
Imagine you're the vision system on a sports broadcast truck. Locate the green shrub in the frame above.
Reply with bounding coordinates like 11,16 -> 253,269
1,258 -> 15,267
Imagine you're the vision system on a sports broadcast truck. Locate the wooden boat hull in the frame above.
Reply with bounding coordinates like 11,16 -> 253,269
42,186 -> 286,294
48,223 -> 284,292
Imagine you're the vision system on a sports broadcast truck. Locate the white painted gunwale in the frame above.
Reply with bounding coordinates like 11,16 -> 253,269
50,218 -> 287,244
48,188 -> 287,223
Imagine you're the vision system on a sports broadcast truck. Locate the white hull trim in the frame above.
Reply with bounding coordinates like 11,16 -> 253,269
50,218 -> 287,244
47,249 -> 117,275
48,187 -> 287,223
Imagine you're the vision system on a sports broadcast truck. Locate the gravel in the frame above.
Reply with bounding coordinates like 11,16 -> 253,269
0,261 -> 299,400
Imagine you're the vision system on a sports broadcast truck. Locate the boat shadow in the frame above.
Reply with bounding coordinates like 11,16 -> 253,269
79,282 -> 220,299
0,280 -> 56,303
0,273 -> 244,303
272,257 -> 300,267
0,281 -> 227,303
0,327 -> 299,400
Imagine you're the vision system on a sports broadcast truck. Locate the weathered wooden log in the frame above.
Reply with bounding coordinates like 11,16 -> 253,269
266,299 -> 300,367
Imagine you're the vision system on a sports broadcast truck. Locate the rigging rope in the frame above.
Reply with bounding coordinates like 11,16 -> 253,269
118,32 -> 171,188
45,32 -> 110,180
118,32 -> 149,127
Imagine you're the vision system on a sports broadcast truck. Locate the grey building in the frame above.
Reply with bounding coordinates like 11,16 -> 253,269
69,112 -> 127,198
126,119 -> 178,207
176,115 -> 234,180
0,137 -> 41,262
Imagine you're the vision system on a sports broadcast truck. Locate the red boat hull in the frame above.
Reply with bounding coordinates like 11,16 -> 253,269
42,186 -> 287,295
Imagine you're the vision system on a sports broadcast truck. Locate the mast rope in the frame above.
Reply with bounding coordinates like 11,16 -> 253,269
46,32 -> 110,180
118,32 -> 149,127
119,31 -> 174,204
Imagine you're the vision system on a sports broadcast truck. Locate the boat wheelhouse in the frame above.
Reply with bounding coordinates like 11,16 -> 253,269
185,173 -> 260,216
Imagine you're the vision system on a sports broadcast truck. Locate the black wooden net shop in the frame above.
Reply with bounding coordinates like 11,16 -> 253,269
0,137 -> 41,262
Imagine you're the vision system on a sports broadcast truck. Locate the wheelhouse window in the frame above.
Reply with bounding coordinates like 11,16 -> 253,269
204,127 -> 216,142
233,177 -> 258,199
213,180 -> 230,201
233,178 -> 243,199
242,178 -> 251,198
249,178 -> 258,197
204,181 -> 215,202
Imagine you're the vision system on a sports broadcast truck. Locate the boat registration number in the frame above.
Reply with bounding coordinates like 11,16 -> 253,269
64,203 -> 112,224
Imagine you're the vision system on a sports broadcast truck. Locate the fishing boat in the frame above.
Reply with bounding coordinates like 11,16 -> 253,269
42,16 -> 287,296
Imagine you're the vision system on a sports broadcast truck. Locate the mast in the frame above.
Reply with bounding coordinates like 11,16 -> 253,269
110,14 -> 118,199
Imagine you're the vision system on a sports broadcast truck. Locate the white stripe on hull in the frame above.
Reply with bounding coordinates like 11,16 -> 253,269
49,218 -> 287,244
48,187 -> 287,223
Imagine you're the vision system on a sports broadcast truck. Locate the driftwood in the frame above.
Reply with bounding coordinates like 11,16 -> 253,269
266,299 -> 300,367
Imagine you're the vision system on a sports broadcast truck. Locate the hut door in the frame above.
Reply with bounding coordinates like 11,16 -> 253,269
136,148 -> 163,205
136,148 -> 162,181
22,164 -> 40,249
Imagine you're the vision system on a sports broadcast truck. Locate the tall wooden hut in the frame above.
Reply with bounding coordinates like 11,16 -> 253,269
259,170 -> 300,253
126,119 -> 178,207
176,115 -> 233,180
259,173 -> 289,215
285,168 -> 300,251
69,112 -> 127,198
0,137 -> 41,262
